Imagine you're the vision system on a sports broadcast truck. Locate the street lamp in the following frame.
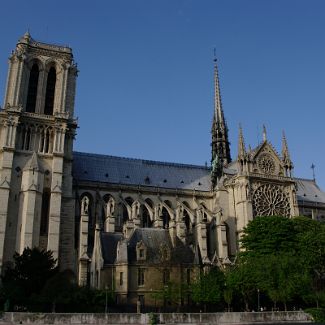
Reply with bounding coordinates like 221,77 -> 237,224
105,285 -> 108,314
257,288 -> 260,312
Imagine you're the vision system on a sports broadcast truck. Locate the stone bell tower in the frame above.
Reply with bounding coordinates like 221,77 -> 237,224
0,32 -> 78,272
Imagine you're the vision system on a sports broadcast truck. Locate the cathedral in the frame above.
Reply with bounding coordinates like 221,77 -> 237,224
0,33 -> 324,308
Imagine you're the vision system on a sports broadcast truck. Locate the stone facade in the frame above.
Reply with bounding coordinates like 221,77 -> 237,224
0,33 -> 77,272
0,34 -> 325,309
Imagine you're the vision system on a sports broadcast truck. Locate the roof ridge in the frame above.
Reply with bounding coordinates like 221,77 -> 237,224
73,151 -> 210,170
294,177 -> 316,182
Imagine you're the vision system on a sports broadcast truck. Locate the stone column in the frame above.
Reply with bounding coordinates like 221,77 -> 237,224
0,151 -> 13,272
216,222 -> 228,259
78,196 -> 90,286
153,204 -> 163,228
104,198 -> 115,232
195,207 -> 208,261
47,155 -> 63,261
16,153 -> 44,253
175,204 -> 186,243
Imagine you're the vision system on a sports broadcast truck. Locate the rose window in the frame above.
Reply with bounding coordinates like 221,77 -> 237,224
252,184 -> 290,217
258,153 -> 276,175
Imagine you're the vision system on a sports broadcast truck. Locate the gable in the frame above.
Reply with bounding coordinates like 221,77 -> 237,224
251,142 -> 283,176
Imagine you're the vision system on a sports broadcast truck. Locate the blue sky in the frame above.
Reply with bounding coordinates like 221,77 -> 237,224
0,0 -> 324,189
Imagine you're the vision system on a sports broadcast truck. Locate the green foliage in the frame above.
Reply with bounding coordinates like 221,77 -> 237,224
148,312 -> 159,324
40,269 -> 76,311
305,308 -> 325,323
240,216 -> 297,257
225,260 -> 258,311
1,248 -> 114,312
2,247 -> 57,307
236,216 -> 325,311
151,281 -> 187,307
191,267 -> 225,305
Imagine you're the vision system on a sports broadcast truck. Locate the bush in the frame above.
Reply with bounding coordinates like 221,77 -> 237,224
305,308 -> 325,323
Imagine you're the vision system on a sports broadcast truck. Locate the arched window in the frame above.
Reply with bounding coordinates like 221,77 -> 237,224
26,64 -> 39,113
183,210 -> 191,233
115,203 -> 128,232
162,207 -> 170,229
44,67 -> 56,115
141,206 -> 152,228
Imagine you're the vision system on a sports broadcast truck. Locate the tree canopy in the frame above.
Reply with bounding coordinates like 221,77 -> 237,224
229,216 -> 325,311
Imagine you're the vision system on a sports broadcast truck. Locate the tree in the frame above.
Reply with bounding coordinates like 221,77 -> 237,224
257,254 -> 309,311
294,217 -> 325,308
237,216 -> 325,310
225,259 -> 258,311
151,281 -> 187,311
240,216 -> 297,257
191,267 -> 225,311
41,269 -> 76,312
2,247 -> 57,309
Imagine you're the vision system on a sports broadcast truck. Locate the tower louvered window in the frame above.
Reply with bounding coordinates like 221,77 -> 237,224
26,64 -> 39,113
40,189 -> 50,235
44,67 -> 56,115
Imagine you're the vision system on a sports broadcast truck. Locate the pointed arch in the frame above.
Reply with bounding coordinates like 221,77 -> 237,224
116,202 -> 129,232
183,209 -> 191,233
44,66 -> 56,115
26,63 -> 39,113
141,205 -> 153,228
145,198 -> 154,209
199,202 -> 210,222
162,207 -> 170,229
182,201 -> 195,224
125,196 -> 134,206
164,200 -> 173,209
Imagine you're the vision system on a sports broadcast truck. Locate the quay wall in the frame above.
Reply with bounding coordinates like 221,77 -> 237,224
0,311 -> 313,324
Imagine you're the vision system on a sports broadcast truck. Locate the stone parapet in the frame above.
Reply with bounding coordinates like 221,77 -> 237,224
0,311 -> 313,324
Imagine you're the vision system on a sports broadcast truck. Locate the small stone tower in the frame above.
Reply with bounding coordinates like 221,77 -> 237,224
0,32 -> 78,272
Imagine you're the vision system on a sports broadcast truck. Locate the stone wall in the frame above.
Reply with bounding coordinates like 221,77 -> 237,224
0,311 -> 313,324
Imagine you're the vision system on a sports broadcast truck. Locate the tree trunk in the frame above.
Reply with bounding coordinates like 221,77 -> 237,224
245,301 -> 249,312
52,301 -> 56,313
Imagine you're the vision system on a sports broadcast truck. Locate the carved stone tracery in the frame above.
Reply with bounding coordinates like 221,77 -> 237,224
258,153 -> 276,175
252,183 -> 290,217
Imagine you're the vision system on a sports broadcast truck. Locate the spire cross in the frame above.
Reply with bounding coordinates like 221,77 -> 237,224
262,125 -> 267,142
311,163 -> 316,181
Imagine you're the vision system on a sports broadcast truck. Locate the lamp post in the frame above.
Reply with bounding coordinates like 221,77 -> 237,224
257,288 -> 260,312
105,285 -> 108,314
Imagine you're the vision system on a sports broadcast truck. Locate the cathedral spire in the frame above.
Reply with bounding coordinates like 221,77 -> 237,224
262,124 -> 267,142
282,131 -> 293,176
211,55 -> 231,187
238,124 -> 246,159
282,131 -> 292,166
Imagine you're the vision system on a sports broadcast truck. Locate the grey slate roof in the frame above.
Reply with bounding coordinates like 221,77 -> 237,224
73,151 -> 212,191
100,232 -> 123,265
72,151 -> 325,204
127,228 -> 196,265
295,178 -> 325,205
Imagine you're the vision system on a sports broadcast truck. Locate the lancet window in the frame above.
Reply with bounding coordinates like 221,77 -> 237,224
44,67 -> 56,115
26,64 -> 39,113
